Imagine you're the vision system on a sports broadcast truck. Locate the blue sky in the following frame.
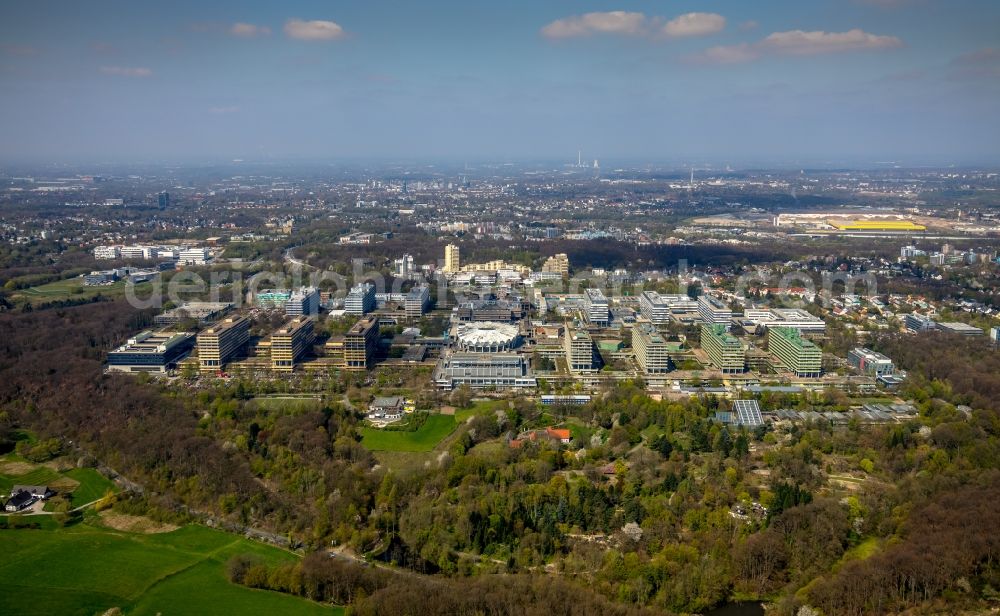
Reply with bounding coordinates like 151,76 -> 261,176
1,0 -> 998,165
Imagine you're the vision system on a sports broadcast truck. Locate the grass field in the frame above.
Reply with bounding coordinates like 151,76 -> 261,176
0,519 -> 341,616
360,414 -> 458,452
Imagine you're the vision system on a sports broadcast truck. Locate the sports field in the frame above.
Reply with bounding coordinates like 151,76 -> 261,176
360,414 -> 458,452
0,520 -> 341,616
13,277 -> 154,304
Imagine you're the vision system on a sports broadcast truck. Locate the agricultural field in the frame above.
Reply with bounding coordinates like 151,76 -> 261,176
0,454 -> 117,509
360,414 -> 458,452
0,517 -> 341,616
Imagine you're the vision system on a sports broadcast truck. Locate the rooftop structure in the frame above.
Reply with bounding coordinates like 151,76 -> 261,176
153,302 -> 232,326
453,322 -> 522,353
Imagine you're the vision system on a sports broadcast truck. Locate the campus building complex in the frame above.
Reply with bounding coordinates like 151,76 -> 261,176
698,296 -> 733,325
565,326 -> 598,374
848,347 -> 894,377
584,288 -> 610,327
434,353 -> 535,389
768,326 -> 822,378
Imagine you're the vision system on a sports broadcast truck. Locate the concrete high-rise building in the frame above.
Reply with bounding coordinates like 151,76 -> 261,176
768,327 -> 822,377
404,285 -> 430,318
345,282 -> 376,315
584,288 -> 610,327
633,324 -> 672,374
285,287 -> 320,316
197,316 -> 250,372
271,317 -> 315,372
344,316 -> 379,371
701,323 -> 745,374
698,295 -> 733,326
565,325 -> 598,374
444,244 -> 460,273
158,191 -> 170,209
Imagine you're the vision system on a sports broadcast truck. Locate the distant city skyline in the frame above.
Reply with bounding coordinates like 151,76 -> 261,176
1,0 -> 999,165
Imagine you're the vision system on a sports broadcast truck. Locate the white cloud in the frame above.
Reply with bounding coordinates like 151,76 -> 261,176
541,11 -> 646,39
739,20 -> 759,32
690,28 -> 902,64
758,29 -> 902,55
209,106 -> 241,114
100,66 -> 152,77
231,22 -> 271,38
284,18 -> 346,41
662,13 -> 726,38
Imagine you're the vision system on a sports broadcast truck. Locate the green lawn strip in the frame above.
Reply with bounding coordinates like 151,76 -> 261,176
360,414 -> 458,452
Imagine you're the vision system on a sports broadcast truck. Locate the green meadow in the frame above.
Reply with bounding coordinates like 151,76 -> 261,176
0,520 -> 341,616
360,414 -> 458,452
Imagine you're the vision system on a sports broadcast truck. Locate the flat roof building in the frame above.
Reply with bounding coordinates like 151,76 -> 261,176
633,324 -> 673,374
905,313 -> 936,332
434,352 -> 535,389
848,347 -> 894,377
565,325 -> 599,374
286,287 -> 320,316
701,323 -> 745,373
698,295 -> 733,326
584,288 -> 610,327
107,331 -> 194,373
345,282 -> 376,315
742,308 -> 826,334
154,302 -> 232,326
444,244 -> 461,273
768,326 -> 822,378
345,316 -> 379,371
197,316 -> 250,372
936,322 -> 984,336
404,285 -> 430,318
271,318 -> 315,372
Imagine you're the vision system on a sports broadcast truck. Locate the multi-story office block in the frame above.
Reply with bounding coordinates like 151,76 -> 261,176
197,316 -> 250,371
768,326 -> 822,377
701,323 -> 745,373
404,285 -> 430,318
434,353 -> 535,389
565,326 -> 598,374
584,288 -> 610,327
93,245 -> 121,260
847,347 -> 894,377
285,287 -> 320,316
345,282 -> 376,315
904,313 -> 936,332
344,316 -> 379,370
271,317 -> 315,372
698,295 -> 733,326
256,289 -> 292,309
633,324 -> 673,374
